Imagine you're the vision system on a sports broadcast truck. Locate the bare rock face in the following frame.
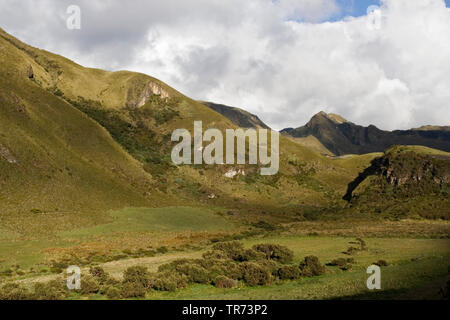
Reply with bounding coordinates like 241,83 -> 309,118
135,81 -> 170,107
27,65 -> 34,79
0,145 -> 18,164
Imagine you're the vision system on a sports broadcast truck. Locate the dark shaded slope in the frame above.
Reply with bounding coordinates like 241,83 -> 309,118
282,112 -> 450,155
202,101 -> 270,129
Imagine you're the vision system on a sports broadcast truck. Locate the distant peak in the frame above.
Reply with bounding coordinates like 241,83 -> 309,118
311,111 -> 347,124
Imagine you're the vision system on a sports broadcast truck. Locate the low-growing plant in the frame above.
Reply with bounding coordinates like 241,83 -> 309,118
89,266 -> 109,284
175,263 -> 211,284
121,281 -> 146,298
105,286 -> 121,299
214,275 -> 237,288
150,272 -> 188,292
122,266 -> 151,289
212,241 -> 245,261
299,256 -> 326,277
239,262 -> 272,286
33,279 -> 67,300
0,283 -> 31,300
79,275 -> 100,295
278,265 -> 302,280
373,260 -> 389,267
252,244 -> 294,264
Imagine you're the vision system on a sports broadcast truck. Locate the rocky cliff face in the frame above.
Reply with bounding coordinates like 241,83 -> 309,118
127,81 -> 171,108
344,146 -> 450,201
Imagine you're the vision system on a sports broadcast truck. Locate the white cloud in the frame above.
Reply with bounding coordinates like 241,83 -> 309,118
0,0 -> 449,130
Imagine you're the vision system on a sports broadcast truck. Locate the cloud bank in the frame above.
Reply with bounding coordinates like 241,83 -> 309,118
0,0 -> 449,130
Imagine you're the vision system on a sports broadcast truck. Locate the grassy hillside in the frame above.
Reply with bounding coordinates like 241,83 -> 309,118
1,28 -> 448,301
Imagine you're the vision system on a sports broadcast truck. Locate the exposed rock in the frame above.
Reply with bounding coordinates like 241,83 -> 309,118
0,145 -> 18,164
224,168 -> 246,178
27,65 -> 34,79
136,81 -> 170,107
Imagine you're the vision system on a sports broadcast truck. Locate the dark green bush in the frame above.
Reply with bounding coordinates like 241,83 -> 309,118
327,258 -> 354,267
33,279 -> 67,300
122,266 -> 151,289
237,249 -> 266,262
105,286 -> 121,299
212,241 -> 245,261
175,263 -> 211,284
121,281 -> 146,298
214,275 -> 237,288
202,250 -> 229,260
299,256 -> 326,277
150,272 -> 188,292
252,244 -> 294,264
373,260 -> 389,267
0,283 -> 31,300
79,275 -> 100,295
89,266 -> 109,284
156,246 -> 169,254
239,262 -> 271,286
278,265 -> 301,280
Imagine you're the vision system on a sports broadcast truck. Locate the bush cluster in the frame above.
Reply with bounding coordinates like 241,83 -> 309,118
0,242 -> 329,299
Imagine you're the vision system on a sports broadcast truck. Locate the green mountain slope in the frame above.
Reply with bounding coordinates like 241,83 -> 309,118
3,26 -> 447,242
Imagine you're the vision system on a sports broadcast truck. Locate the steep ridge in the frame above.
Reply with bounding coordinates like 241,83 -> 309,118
282,111 -> 450,155
202,102 -> 270,129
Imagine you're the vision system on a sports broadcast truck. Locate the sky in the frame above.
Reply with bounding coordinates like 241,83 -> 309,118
0,0 -> 449,131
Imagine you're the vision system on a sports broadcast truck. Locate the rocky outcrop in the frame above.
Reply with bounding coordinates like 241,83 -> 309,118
27,65 -> 34,79
0,145 -> 18,164
135,81 -> 170,107
343,147 -> 450,201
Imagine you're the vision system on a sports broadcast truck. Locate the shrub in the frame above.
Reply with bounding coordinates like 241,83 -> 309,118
156,246 -> 168,254
150,272 -> 188,292
356,238 -> 367,251
158,259 -> 192,273
33,280 -> 67,300
373,260 -> 389,267
278,265 -> 301,280
176,263 -> 211,284
214,275 -> 237,288
343,246 -> 359,255
105,286 -> 121,299
252,244 -> 294,264
89,266 -> 109,284
212,241 -> 245,261
237,249 -> 266,262
202,250 -> 229,260
122,266 -> 151,289
79,275 -> 100,295
257,259 -> 281,276
299,256 -> 326,277
121,281 -> 146,298
239,262 -> 271,286
0,283 -> 31,300
326,258 -> 354,271
207,259 -> 242,280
